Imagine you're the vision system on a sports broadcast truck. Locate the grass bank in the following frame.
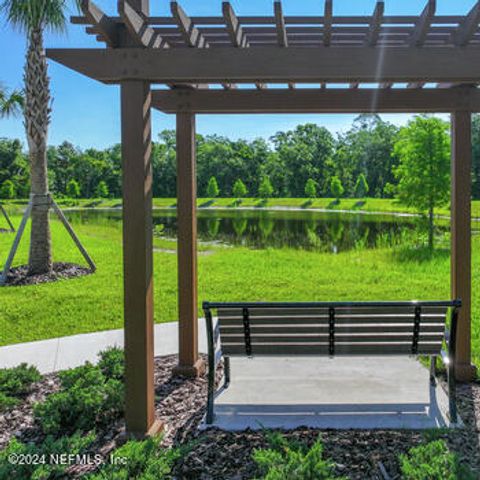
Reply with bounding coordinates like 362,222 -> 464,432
0,213 -> 479,371
4,197 -> 480,218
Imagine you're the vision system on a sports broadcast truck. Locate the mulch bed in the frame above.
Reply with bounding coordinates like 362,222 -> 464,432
1,355 -> 479,479
3,262 -> 92,286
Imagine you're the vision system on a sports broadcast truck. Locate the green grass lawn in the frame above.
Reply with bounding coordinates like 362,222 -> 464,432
0,212 -> 479,370
5,197 -> 480,218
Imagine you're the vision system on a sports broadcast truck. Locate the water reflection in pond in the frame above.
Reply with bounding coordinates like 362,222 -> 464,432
65,208 -> 455,253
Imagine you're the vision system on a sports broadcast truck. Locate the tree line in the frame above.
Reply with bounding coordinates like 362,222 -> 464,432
1,114 -> 479,202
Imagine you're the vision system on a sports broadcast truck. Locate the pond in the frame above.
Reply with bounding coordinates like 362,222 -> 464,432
64,207 -> 455,253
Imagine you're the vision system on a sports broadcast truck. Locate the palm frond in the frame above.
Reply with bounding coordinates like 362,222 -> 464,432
0,87 -> 24,118
1,0 -> 69,33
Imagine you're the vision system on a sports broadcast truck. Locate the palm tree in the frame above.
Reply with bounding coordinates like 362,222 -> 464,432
1,1 -> 74,274
0,85 -> 24,118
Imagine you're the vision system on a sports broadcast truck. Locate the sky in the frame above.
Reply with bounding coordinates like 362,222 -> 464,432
0,0 -> 476,149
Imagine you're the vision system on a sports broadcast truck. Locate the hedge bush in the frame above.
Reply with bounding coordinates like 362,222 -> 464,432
34,349 -> 125,436
253,433 -> 345,480
0,363 -> 41,411
399,440 -> 475,480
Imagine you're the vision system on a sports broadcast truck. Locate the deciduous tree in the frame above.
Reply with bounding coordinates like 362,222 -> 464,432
206,176 -> 220,198
393,115 -> 450,249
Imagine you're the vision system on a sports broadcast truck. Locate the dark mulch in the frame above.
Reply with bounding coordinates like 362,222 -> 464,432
174,380 -> 480,480
4,262 -> 92,286
1,356 -> 479,479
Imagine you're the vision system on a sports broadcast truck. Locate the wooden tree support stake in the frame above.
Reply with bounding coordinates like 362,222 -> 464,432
49,196 -> 96,272
0,194 -> 96,286
0,199 -> 32,285
0,204 -> 15,233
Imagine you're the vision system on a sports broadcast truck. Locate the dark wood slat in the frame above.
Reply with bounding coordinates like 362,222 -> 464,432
219,323 -> 445,335
222,343 -> 442,356
221,333 -> 444,343
218,316 -> 446,326
217,306 -> 448,316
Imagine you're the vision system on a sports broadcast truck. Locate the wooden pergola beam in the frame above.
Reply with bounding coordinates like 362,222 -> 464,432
452,1 -> 480,46
451,111 -> 477,381
151,87 -> 480,114
410,0 -> 436,47
223,2 -> 249,48
171,1 -> 208,48
121,80 -> 163,437
365,1 -> 384,46
80,0 -> 118,47
119,0 -> 168,48
407,82 -> 426,89
46,47 -> 480,84
173,112 -> 205,378
323,0 -> 333,46
274,1 -> 288,47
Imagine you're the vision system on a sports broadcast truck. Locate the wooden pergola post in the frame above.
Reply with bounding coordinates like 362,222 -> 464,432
173,112 -> 205,377
121,80 -> 162,436
451,110 -> 477,381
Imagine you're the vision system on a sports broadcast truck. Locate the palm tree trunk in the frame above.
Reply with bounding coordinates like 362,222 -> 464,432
25,28 -> 52,275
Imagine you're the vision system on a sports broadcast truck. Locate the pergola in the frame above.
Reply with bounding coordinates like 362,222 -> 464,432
48,0 -> 479,437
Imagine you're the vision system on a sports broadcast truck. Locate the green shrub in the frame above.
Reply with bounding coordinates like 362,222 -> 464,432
0,431 -> 95,480
87,436 -> 180,480
98,347 -> 124,381
0,363 -> 41,411
34,361 -> 124,436
0,392 -> 18,411
253,433 -> 345,480
399,440 -> 475,480
58,363 -> 104,390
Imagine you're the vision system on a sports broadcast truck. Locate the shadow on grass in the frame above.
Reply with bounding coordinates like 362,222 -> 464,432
353,200 -> 366,209
111,203 -> 122,209
170,202 -> 177,208
199,199 -> 215,208
327,199 -> 340,208
392,245 -> 449,263
230,199 -> 242,208
302,200 -> 313,208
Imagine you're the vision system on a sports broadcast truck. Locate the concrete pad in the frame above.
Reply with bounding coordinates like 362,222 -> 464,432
207,356 -> 460,430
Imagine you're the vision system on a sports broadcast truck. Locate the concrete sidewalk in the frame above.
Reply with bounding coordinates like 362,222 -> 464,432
0,319 -> 207,374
